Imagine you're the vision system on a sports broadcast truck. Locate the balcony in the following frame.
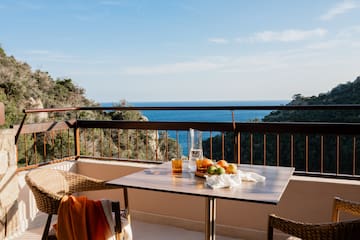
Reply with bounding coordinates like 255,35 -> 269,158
1,105 -> 360,239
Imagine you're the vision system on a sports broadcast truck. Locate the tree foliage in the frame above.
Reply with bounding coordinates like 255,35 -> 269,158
0,47 -> 180,165
0,48 -> 99,127
204,76 -> 360,175
264,76 -> 360,122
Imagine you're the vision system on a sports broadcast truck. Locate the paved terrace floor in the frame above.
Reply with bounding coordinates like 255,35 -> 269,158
12,212 -> 240,240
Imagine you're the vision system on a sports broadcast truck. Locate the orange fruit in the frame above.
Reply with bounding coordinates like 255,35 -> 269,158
216,160 -> 229,169
226,164 -> 237,174
202,159 -> 214,168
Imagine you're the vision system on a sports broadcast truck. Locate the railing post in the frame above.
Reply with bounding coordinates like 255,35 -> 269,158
234,132 -> 238,163
74,125 -> 80,159
15,113 -> 27,144
234,131 -> 241,164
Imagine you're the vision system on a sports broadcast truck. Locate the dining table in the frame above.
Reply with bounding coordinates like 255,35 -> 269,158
107,161 -> 294,240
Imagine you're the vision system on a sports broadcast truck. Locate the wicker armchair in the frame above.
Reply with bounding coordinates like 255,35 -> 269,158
268,197 -> 360,240
332,197 -> 360,222
25,168 -> 129,240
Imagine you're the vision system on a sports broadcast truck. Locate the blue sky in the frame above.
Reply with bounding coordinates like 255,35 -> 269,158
1,0 -> 360,102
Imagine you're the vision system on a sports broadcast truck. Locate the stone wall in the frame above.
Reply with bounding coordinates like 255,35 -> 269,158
0,129 -> 19,239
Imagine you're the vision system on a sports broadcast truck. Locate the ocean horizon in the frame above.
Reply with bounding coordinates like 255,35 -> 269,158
101,100 -> 289,155
102,100 -> 289,122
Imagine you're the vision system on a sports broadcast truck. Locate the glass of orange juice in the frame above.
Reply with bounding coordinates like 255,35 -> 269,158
171,158 -> 182,173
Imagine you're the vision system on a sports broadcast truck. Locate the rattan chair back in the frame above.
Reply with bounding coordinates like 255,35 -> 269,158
268,197 -> 360,240
25,168 -> 125,240
332,196 -> 360,222
268,214 -> 360,240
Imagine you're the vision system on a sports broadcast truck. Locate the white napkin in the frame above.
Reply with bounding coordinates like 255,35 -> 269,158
237,170 -> 266,182
205,174 -> 241,189
205,171 -> 265,189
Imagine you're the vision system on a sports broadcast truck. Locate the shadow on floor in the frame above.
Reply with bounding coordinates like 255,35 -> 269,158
11,212 -> 240,240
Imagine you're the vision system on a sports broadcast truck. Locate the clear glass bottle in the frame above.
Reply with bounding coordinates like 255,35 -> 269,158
188,128 -> 203,172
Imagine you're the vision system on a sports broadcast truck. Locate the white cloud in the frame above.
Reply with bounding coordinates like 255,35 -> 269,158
320,1 -> 357,21
352,41 -> 360,47
121,38 -> 360,77
306,40 -> 344,50
336,25 -> 360,38
208,38 -> 229,44
304,23 -> 360,50
123,60 -> 223,75
305,25 -> 360,49
122,49 -> 317,76
249,28 -> 327,42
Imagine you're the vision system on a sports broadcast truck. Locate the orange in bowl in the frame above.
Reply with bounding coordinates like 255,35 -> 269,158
196,159 -> 213,173
202,159 -> 214,168
216,160 -> 229,169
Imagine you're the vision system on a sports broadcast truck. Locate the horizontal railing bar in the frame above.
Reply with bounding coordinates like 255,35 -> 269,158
23,104 -> 360,114
14,119 -> 360,135
77,120 -> 236,131
236,122 -> 360,135
80,156 -> 164,164
79,120 -> 360,135
16,156 -> 76,172
294,171 -> 360,181
12,120 -> 76,134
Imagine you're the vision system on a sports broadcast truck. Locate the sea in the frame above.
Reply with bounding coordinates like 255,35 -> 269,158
102,100 -> 288,155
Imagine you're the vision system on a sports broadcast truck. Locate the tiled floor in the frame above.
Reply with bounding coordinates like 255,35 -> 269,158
11,212 -> 240,240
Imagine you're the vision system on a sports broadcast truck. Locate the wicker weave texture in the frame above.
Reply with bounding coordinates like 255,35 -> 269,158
268,197 -> 360,240
25,168 -> 120,215
332,197 -> 360,222
268,214 -> 360,240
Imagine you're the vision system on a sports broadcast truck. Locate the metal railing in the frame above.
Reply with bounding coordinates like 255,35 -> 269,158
14,105 -> 360,179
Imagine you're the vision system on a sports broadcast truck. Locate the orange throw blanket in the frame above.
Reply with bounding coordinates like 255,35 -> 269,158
55,195 -> 113,240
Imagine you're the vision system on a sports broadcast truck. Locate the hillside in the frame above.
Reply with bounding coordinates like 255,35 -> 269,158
0,46 -> 98,127
204,76 -> 360,163
263,76 -> 360,122
0,46 -> 180,163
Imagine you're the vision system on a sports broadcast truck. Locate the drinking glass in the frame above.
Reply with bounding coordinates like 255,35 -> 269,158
188,128 -> 203,171
171,158 -> 183,173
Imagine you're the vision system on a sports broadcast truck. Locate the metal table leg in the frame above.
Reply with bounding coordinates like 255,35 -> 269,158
205,197 -> 216,240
